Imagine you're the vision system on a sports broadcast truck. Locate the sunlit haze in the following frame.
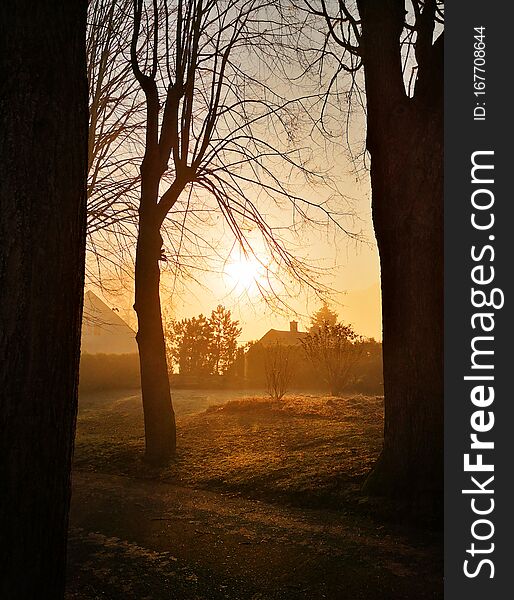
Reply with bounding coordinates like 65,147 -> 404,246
88,166 -> 382,343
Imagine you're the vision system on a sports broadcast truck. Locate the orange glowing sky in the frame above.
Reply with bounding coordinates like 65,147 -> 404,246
87,129 -> 382,342
167,197 -> 382,342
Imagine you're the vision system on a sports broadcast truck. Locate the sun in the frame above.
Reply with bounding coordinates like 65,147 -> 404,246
223,255 -> 266,296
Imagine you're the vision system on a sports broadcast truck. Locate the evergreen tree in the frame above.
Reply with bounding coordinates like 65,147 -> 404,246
209,306 -> 242,375
309,302 -> 338,332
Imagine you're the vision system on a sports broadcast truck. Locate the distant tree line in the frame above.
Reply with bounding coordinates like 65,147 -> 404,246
78,303 -> 382,394
165,305 -> 242,377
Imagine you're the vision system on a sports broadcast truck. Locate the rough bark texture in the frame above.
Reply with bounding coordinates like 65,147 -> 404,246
357,1 -> 443,515
134,212 -> 177,462
133,156 -> 178,463
0,2 -> 88,597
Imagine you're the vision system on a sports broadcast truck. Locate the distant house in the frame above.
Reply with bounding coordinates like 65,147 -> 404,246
81,290 -> 137,355
245,320 -> 383,393
258,320 -> 307,347
245,321 -> 312,384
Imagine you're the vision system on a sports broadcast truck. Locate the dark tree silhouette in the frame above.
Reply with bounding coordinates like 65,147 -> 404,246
86,0 -> 219,308
0,2 -> 88,597
169,314 -> 214,375
86,0 -> 142,284
305,0 -> 443,511
167,306 -> 242,376
130,0 -> 346,462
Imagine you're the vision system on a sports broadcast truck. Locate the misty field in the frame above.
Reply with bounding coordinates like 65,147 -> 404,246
74,390 -> 383,508
67,390 -> 442,599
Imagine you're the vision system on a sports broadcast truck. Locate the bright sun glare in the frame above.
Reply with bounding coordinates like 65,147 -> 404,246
223,255 -> 267,297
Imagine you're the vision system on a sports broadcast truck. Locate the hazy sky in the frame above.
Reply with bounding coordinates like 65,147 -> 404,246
90,159 -> 382,343
85,3 -> 383,344
166,176 -> 382,342
170,246 -> 382,342
87,66 -> 381,341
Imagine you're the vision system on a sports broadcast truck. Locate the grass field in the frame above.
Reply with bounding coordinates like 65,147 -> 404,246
68,389 -> 443,599
74,390 -> 384,509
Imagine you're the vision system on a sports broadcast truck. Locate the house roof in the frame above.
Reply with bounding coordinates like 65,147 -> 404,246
258,328 -> 307,347
81,290 -> 137,355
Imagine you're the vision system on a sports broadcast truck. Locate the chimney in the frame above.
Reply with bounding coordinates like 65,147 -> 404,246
290,320 -> 298,333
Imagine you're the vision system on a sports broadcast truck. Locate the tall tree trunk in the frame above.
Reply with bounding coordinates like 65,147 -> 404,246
0,2 -> 88,597
134,211 -> 176,462
358,0 -> 443,514
364,110 -> 443,513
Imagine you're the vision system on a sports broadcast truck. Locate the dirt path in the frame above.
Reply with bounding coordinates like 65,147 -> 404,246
67,471 -> 442,600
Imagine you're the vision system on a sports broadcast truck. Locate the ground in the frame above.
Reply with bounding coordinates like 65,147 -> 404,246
67,389 -> 443,599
